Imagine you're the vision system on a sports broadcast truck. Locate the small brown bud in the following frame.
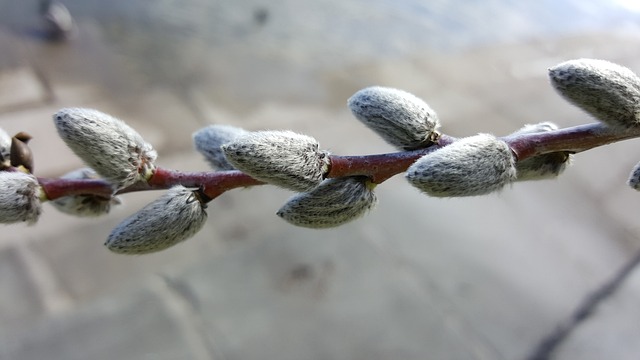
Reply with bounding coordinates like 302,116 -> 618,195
10,132 -> 34,173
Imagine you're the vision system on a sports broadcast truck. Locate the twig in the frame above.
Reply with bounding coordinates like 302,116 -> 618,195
34,122 -> 639,201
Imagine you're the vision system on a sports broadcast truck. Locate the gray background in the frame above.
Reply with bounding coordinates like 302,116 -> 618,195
2,1 -> 640,359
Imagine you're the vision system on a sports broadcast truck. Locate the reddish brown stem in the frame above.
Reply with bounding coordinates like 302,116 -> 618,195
38,177 -> 114,200
327,134 -> 456,183
505,123 -> 640,160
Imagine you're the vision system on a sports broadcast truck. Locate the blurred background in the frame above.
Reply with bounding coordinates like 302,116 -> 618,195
2,1 -> 640,359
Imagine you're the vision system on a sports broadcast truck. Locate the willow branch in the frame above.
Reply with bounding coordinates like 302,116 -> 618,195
35,122 -> 639,201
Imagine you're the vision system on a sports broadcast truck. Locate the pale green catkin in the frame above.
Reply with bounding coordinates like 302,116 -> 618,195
277,176 -> 377,228
105,186 -> 207,254
193,124 -> 248,171
406,134 -> 517,197
0,171 -> 42,225
53,108 -> 157,189
222,130 -> 330,192
510,122 -> 572,181
348,86 -> 440,150
51,168 -> 122,217
549,59 -> 640,129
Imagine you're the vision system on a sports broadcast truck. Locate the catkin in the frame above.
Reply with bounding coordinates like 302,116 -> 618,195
53,108 -> 157,189
406,134 -> 516,197
549,59 -> 640,129
222,130 -> 330,192
105,186 -> 207,254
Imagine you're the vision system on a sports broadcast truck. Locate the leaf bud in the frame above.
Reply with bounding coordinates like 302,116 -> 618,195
277,176 -> 377,228
0,171 -> 42,225
193,124 -> 248,171
348,86 -> 440,150
222,130 -> 330,192
53,108 -> 157,189
549,59 -> 640,129
406,134 -> 516,197
105,186 -> 208,254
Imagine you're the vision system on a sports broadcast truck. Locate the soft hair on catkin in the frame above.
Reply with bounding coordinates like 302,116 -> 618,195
348,86 -> 440,150
406,134 -> 516,197
105,186 -> 207,254
277,176 -> 377,228
510,122 -> 571,181
549,59 -> 640,129
0,171 -> 42,224
193,124 -> 248,171
222,130 -> 330,192
53,108 -> 157,189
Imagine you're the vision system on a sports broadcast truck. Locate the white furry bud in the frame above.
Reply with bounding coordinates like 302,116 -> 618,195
0,171 -> 42,224
193,125 -> 248,171
51,168 -> 122,217
510,122 -> 572,181
277,176 -> 377,228
627,162 -> 640,190
105,186 -> 207,254
348,86 -> 440,149
0,127 -> 10,164
222,131 -> 330,192
53,108 -> 157,189
406,134 -> 516,197
549,59 -> 640,129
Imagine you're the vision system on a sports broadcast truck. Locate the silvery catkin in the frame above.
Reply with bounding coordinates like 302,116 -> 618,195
510,122 -> 571,181
277,176 -> 377,228
51,168 -> 122,217
549,59 -> 640,129
406,134 -> 516,197
348,86 -> 440,150
0,127 -> 10,164
627,162 -> 640,191
0,171 -> 42,224
193,124 -> 248,171
105,186 -> 207,254
222,130 -> 330,192
53,108 -> 157,189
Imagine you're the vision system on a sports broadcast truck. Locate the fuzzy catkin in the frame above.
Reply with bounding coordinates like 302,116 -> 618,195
0,171 -> 42,224
193,124 -> 248,171
222,130 -> 330,192
510,122 -> 572,181
0,127 -> 10,163
348,86 -> 440,150
549,59 -> 640,129
277,176 -> 377,228
105,186 -> 207,254
51,168 -> 122,217
406,134 -> 517,197
53,108 -> 157,189
627,162 -> 640,191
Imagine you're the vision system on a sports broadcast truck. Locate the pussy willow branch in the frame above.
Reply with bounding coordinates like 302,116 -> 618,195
36,122 -> 640,201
